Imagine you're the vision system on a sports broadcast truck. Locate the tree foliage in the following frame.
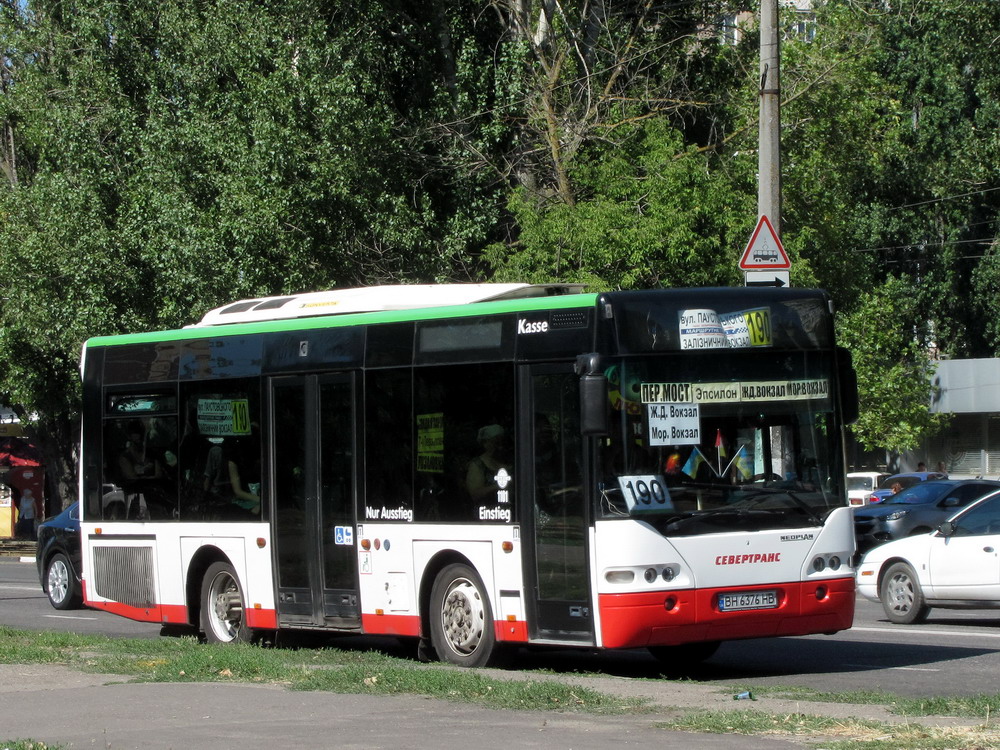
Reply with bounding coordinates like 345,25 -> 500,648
0,0 -> 514,500
5,0 -> 1000,497
836,277 -> 949,453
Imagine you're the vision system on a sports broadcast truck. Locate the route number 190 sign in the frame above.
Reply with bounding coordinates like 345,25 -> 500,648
617,475 -> 674,514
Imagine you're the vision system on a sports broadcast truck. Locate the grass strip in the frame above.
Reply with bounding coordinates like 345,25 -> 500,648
7,624 -> 1000,747
0,626 -> 643,715
720,682 -> 1000,719
660,708 -> 1000,749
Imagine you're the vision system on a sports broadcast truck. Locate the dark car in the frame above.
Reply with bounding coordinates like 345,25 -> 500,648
35,502 -> 83,610
853,479 -> 1000,554
867,471 -> 947,504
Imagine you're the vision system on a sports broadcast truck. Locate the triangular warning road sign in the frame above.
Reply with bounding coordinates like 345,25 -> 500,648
739,215 -> 790,270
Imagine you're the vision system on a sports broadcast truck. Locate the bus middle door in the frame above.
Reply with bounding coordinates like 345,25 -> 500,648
271,373 -> 360,629
519,365 -> 594,644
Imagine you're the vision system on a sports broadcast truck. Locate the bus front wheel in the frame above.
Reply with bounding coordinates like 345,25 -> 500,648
429,563 -> 498,668
200,561 -> 252,644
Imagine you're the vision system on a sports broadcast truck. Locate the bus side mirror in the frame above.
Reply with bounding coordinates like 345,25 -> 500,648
580,375 -> 609,436
577,353 -> 609,436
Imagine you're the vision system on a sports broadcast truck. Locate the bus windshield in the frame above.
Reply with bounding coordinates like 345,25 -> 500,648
596,350 -> 843,534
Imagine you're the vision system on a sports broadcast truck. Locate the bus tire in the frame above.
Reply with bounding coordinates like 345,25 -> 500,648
429,563 -> 497,668
880,562 -> 929,624
648,641 -> 720,667
200,561 -> 252,644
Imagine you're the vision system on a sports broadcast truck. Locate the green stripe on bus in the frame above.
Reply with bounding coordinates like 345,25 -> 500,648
86,292 -> 600,348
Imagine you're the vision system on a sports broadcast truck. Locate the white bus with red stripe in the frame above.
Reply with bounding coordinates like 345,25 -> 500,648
79,284 -> 857,666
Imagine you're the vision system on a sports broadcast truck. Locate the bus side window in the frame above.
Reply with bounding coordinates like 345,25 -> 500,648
365,370 -> 414,513
414,363 -> 514,523
177,380 -> 262,522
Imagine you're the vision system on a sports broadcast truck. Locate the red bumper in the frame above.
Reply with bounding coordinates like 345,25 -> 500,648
598,577 -> 855,649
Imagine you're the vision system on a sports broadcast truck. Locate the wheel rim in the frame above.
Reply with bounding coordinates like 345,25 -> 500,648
886,571 -> 915,615
47,559 -> 69,605
207,570 -> 244,642
440,577 -> 485,656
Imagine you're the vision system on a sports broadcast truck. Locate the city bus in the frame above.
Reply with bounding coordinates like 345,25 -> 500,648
77,283 -> 858,667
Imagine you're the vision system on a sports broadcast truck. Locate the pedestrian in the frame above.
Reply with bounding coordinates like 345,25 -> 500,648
15,488 -> 36,540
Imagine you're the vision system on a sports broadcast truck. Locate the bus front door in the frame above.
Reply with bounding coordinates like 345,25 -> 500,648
520,366 -> 594,644
271,374 -> 360,628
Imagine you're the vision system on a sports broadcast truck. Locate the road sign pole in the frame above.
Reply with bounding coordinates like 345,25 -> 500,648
759,0 -> 781,238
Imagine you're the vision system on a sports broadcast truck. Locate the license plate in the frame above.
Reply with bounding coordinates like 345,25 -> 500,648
718,590 -> 778,612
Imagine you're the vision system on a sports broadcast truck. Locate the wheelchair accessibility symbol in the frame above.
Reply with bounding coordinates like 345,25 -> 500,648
334,525 -> 354,546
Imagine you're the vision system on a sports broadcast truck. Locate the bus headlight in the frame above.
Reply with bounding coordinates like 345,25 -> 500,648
605,570 -> 635,584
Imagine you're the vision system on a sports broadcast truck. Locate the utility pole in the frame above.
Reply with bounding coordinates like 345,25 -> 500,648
759,0 -> 781,238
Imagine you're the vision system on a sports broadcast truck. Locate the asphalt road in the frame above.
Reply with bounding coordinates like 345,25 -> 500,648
7,557 -> 1000,749
4,557 -> 1000,699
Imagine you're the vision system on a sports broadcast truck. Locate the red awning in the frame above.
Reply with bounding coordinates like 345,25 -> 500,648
0,437 -> 42,467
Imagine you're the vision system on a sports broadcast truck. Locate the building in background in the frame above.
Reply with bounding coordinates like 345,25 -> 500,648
922,359 -> 1000,479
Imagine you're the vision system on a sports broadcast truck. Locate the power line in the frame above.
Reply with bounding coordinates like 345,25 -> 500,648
851,238 -> 994,253
888,186 -> 1000,211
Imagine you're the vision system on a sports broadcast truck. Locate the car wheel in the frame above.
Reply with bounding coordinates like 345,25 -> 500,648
880,562 -> 930,624
200,561 -> 253,644
45,553 -> 82,610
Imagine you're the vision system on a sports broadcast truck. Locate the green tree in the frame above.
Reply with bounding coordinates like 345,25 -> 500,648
837,277 -> 948,453
0,0 -> 515,505
481,0 -> 758,286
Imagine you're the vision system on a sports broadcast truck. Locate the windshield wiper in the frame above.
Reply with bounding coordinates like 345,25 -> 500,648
731,487 -> 825,526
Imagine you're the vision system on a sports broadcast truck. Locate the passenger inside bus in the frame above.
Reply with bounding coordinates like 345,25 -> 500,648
118,421 -> 162,483
203,436 -> 260,517
228,430 -> 261,515
466,424 -> 509,502
116,420 -> 175,519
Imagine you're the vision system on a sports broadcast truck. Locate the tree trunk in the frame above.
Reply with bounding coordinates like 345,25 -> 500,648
27,415 -> 78,517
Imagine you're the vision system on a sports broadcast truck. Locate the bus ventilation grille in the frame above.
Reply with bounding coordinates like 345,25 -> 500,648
93,546 -> 157,608
550,310 -> 589,329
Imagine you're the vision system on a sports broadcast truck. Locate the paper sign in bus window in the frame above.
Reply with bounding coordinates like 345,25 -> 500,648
197,398 -> 251,436
417,412 -> 444,474
678,309 -> 728,350
720,308 -> 772,348
647,402 -> 700,446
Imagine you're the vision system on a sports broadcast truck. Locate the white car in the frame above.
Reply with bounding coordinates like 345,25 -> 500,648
846,471 -> 889,507
856,488 -> 1000,623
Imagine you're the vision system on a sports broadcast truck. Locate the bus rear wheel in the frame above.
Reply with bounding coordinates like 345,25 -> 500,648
200,561 -> 252,644
429,563 -> 498,668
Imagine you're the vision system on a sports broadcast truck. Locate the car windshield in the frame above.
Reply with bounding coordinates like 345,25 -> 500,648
595,351 -> 844,535
878,475 -> 922,491
848,476 -> 876,491
881,483 -> 949,505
